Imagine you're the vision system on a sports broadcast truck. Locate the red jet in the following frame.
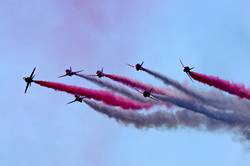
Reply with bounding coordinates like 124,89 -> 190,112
67,95 -> 89,104
88,68 -> 105,78
136,88 -> 158,101
58,67 -> 84,78
179,59 -> 194,81
127,61 -> 144,71
23,67 -> 36,93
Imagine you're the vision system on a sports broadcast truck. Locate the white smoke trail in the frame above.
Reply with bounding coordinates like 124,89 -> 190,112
83,99 -> 250,140
153,94 -> 250,126
142,67 -> 250,112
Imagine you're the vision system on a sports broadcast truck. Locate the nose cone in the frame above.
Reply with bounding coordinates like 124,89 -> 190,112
96,71 -> 101,76
23,77 -> 29,82
184,67 -> 189,73
135,64 -> 140,70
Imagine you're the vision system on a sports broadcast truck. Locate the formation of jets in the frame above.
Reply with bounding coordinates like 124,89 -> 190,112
23,59 -> 193,102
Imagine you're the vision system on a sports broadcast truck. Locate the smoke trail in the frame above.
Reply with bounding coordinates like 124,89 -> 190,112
141,67 -> 237,111
103,73 -> 170,95
189,71 -> 250,100
83,99 -> 224,129
83,99 -> 250,140
76,74 -> 173,108
75,74 -> 149,103
153,94 -> 250,126
141,67 -> 194,94
191,87 -> 250,112
34,80 -> 152,110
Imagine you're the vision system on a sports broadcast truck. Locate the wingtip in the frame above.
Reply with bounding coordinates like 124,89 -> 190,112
127,64 -> 134,68
58,75 -> 66,78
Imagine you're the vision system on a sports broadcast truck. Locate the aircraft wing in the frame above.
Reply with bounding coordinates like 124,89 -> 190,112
67,100 -> 77,104
58,74 -> 67,78
150,96 -> 159,101
179,59 -> 185,68
186,73 -> 193,82
30,67 -> 36,78
127,64 -> 134,68
24,83 -> 29,93
135,89 -> 143,95
75,70 -> 84,74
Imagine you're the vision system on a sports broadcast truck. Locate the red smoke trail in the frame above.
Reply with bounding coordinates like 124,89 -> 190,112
104,74 -> 169,95
34,80 -> 152,110
189,71 -> 250,100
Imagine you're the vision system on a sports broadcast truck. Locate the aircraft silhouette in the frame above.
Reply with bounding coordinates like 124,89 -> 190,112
136,88 -> 158,101
88,68 -> 105,78
179,59 -> 194,81
127,61 -> 144,71
58,67 -> 84,78
23,67 -> 36,93
67,95 -> 89,104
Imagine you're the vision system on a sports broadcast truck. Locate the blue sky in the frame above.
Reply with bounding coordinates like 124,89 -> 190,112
1,0 -> 250,165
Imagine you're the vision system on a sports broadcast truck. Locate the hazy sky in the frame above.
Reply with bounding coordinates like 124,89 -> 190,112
1,0 -> 250,166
